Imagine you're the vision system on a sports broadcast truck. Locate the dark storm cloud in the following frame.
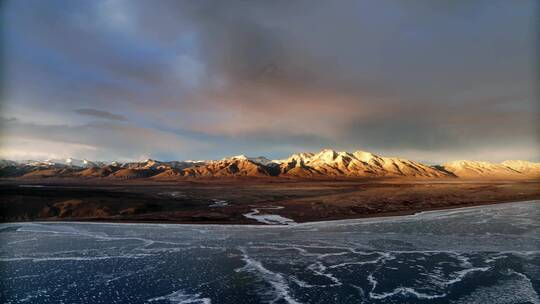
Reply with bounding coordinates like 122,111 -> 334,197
1,0 -> 538,162
74,108 -> 127,121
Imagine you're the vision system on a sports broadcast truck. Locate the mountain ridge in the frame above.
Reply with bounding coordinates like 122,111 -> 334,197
1,149 -> 539,180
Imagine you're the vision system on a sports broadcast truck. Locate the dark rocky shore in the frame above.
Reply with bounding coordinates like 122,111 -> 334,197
1,179 -> 539,224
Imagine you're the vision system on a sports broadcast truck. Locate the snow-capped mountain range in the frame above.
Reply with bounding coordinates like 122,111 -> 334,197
1,149 -> 539,179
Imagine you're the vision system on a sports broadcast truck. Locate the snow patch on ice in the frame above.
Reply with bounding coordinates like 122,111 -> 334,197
209,199 -> 228,208
158,191 -> 185,198
243,206 -> 295,225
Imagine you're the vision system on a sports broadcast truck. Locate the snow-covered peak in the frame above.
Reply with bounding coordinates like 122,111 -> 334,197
3,150 -> 537,180
281,152 -> 315,165
227,155 -> 249,160
313,149 -> 339,162
249,157 -> 276,166
352,150 -> 377,162
224,155 -> 276,166
501,160 -> 540,174
309,149 -> 360,165
443,160 -> 498,169
65,158 -> 87,167
123,158 -> 169,169
0,160 -> 17,168
282,149 -> 374,166
441,160 -> 528,178
502,160 -> 539,168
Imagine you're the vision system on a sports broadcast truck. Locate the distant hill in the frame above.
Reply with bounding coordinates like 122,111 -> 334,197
1,149 -> 539,180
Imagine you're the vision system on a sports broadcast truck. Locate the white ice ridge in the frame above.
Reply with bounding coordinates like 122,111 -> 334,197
443,267 -> 491,286
147,290 -> 211,304
327,252 -> 393,269
243,206 -> 296,225
367,265 -> 492,300
367,274 -> 447,300
306,262 -> 342,286
235,248 -> 302,304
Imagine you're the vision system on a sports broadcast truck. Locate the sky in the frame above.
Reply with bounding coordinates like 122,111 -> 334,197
0,0 -> 538,163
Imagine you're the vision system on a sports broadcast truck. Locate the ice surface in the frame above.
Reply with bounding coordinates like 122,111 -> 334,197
148,290 -> 211,304
1,200 -> 539,303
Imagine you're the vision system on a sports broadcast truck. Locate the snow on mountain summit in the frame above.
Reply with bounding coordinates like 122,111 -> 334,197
441,160 -> 540,179
225,155 -> 277,166
1,149 -> 538,179
501,160 -> 540,174
275,149 -> 450,178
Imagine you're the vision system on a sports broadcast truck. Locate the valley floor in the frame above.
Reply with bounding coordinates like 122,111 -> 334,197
1,178 -> 539,224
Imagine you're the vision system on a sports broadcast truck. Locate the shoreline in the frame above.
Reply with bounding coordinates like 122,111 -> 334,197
2,180 -> 539,225
2,198 -> 538,227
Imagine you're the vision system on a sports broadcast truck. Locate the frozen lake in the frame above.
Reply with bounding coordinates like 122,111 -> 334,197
1,201 -> 539,303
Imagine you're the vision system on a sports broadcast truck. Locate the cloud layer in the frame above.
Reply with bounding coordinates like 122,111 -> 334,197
1,0 -> 538,162
74,109 -> 127,121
